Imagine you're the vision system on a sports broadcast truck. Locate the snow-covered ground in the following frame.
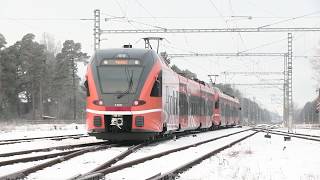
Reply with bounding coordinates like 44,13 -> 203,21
179,131 -> 320,180
0,123 -> 87,140
1,125 -> 320,180
281,127 -> 320,137
106,129 -> 253,180
3,127 -> 249,180
0,123 -> 102,157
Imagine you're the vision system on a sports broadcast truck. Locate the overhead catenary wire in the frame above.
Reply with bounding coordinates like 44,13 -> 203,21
258,10 -> 320,29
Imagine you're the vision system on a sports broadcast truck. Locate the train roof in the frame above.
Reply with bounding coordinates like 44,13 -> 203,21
212,86 -> 240,103
94,48 -> 155,60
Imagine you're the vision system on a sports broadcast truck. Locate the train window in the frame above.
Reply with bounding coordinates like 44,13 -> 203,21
222,104 -> 225,117
226,104 -> 230,118
84,80 -> 90,97
201,98 -> 205,116
209,100 -> 213,116
169,96 -> 172,114
179,93 -> 188,115
175,93 -> 178,115
150,71 -> 162,97
215,99 -> 219,109
173,97 -> 176,115
98,66 -> 143,94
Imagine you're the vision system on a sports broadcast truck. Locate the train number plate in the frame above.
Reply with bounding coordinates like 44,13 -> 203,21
111,115 -> 123,129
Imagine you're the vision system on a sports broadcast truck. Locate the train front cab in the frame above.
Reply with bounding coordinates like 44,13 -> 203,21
85,49 -> 164,141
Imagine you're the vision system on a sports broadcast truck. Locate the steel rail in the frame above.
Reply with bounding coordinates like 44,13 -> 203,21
255,129 -> 320,142
0,144 -> 116,180
68,143 -> 145,180
0,134 -> 87,143
71,131 -> 192,180
147,131 -> 258,180
270,129 -> 320,139
77,128 -> 252,180
0,141 -> 109,157
70,127 -> 226,180
0,134 -> 88,146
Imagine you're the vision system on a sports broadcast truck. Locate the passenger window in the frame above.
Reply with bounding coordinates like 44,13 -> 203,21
84,80 -> 90,97
215,99 -> 219,109
150,71 -> 162,97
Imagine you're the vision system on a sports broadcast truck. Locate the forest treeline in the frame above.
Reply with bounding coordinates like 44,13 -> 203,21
0,33 -> 88,121
295,99 -> 319,124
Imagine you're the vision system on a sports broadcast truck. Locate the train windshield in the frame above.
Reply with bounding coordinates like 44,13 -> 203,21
97,66 -> 143,94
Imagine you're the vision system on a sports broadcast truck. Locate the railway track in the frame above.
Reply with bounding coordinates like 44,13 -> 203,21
0,134 -> 88,146
256,128 -> 320,142
0,127 -> 248,179
0,143 -> 116,180
270,129 -> 320,139
0,141 -> 108,158
147,131 -> 257,180
75,128 -> 255,180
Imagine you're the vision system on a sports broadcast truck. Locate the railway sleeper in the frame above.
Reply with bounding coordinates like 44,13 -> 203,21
77,128 -> 252,180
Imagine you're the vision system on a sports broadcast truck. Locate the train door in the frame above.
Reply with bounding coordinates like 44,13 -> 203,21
162,68 -> 179,131
220,99 -> 226,126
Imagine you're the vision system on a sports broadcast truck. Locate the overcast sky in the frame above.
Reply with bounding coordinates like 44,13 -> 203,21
1,0 -> 320,115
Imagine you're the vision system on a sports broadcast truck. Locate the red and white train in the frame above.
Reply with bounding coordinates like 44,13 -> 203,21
84,47 -> 240,141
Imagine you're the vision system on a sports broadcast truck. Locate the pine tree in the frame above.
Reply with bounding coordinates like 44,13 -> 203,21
53,40 -> 88,120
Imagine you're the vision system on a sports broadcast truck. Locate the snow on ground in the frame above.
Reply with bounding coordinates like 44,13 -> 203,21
116,127 -> 248,165
19,128 -> 248,180
26,147 -> 128,180
0,123 -> 103,157
0,123 -> 87,140
1,126 -> 320,180
279,127 -> 320,137
0,158 -> 57,177
0,136 -> 100,156
105,129 -> 253,180
178,131 -> 320,180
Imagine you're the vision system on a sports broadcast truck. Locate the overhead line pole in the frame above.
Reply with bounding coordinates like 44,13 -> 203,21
287,33 -> 293,133
283,55 -> 288,127
93,9 -> 101,51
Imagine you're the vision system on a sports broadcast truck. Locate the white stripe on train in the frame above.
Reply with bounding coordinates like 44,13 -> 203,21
86,108 -> 162,115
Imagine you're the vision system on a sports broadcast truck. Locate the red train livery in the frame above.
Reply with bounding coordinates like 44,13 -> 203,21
84,48 -> 240,141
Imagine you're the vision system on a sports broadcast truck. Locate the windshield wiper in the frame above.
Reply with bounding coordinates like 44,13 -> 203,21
117,70 -> 134,99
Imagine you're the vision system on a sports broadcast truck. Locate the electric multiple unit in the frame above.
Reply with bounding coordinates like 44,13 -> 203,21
84,48 -> 240,141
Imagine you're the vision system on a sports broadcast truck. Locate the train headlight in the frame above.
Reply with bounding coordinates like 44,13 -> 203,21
102,60 -> 108,65
93,99 -> 104,106
133,100 -> 146,106
134,60 -> 140,65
